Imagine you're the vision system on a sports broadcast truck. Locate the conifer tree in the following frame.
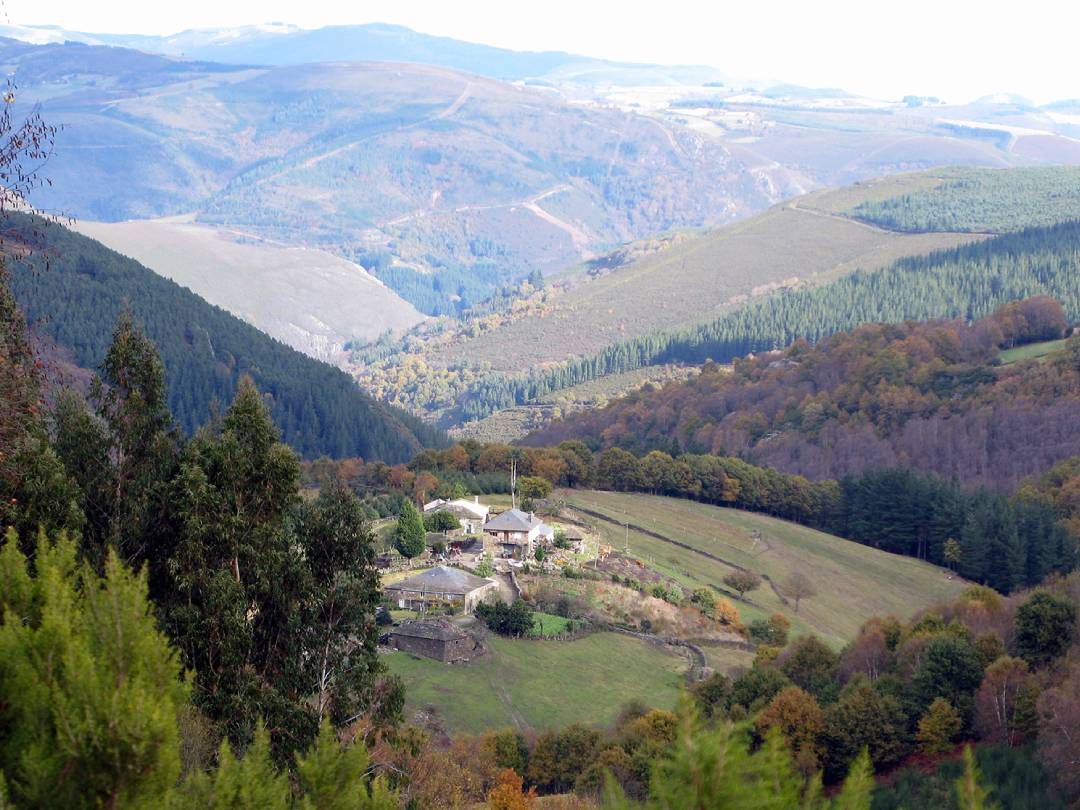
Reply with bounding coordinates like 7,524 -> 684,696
394,499 -> 427,559
168,375 -> 308,756
0,529 -> 188,808
0,271 -> 82,545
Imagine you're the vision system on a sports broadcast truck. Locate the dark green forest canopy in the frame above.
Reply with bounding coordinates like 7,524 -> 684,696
4,215 -> 446,462
849,166 -> 1080,233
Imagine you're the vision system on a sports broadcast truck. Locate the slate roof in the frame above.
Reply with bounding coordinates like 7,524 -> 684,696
384,565 -> 494,595
391,620 -> 468,642
484,508 -> 542,533
562,526 -> 585,540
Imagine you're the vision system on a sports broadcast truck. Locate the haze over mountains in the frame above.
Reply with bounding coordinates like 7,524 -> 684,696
4,21 -> 1080,360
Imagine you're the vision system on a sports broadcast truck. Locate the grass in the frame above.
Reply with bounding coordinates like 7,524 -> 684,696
697,642 -> 756,673
385,631 -> 687,734
530,611 -> 572,637
562,490 -> 967,648
999,338 -> 1071,365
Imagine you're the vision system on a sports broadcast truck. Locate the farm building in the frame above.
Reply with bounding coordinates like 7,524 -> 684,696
384,565 -> 498,614
386,620 -> 478,662
560,526 -> 587,553
483,508 -> 544,559
423,496 -> 490,534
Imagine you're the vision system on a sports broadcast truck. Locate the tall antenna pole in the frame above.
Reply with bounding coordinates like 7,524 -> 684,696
510,458 -> 517,510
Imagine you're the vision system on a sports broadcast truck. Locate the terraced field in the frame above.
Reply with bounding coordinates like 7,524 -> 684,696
562,490 -> 967,647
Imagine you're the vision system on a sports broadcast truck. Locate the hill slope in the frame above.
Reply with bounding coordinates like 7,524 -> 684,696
6,216 -> 445,461
84,22 -> 728,86
403,174 -> 1080,432
527,291 -> 1080,490
5,38 -> 771,313
72,218 -> 424,361
7,36 -> 1080,318
562,490 -> 967,646
426,201 -> 978,374
351,170 -> 1029,427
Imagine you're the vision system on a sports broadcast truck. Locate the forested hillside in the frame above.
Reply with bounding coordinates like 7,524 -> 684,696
849,166 -> 1080,233
5,216 -> 445,461
526,297 -> 1080,490
462,219 -> 1080,424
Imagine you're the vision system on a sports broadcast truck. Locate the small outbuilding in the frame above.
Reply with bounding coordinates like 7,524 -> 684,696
387,620 -> 478,662
384,565 -> 498,614
560,525 -> 587,553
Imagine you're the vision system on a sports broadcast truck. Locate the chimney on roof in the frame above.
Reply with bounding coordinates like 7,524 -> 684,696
529,512 -> 534,521
475,495 -> 479,504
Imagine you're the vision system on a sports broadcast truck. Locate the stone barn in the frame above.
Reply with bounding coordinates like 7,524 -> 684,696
387,620 -> 478,662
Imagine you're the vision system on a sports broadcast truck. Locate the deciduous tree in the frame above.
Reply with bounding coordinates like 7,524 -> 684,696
723,569 -> 762,599
783,571 -> 817,613
1013,590 -> 1076,666
973,656 -> 1038,746
917,698 -> 962,754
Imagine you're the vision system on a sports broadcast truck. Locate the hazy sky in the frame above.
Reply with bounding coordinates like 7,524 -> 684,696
6,0 -> 1079,103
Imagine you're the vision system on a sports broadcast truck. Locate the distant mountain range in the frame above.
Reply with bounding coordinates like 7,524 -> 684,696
2,22 -> 1080,332
0,22 -> 734,85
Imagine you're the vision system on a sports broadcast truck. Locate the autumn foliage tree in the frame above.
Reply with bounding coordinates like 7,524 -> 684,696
1037,659 -> 1080,803
917,698 -> 962,754
755,687 -> 825,775
973,656 -> 1039,746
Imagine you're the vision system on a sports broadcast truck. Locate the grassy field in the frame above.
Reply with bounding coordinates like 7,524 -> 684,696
429,203 -> 978,374
697,642 -> 756,673
530,611 -> 572,637
999,338 -> 1071,365
386,631 -> 687,734
561,490 -> 966,647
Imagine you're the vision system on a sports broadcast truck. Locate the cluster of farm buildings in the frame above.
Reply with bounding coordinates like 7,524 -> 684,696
380,496 -> 593,662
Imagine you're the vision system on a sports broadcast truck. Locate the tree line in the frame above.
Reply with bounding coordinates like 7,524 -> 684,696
688,581 -> 1080,806
0,280 -> 398,777
849,166 -> 1080,233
